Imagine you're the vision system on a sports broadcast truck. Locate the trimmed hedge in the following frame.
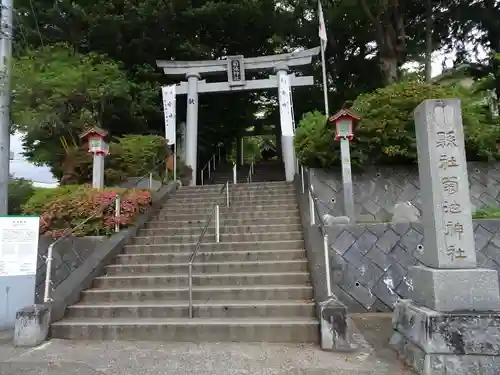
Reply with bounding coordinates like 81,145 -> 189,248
22,185 -> 152,237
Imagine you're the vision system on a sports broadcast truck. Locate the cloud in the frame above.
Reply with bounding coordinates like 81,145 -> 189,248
9,132 -> 58,187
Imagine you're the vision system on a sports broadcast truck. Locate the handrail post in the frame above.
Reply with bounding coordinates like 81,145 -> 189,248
115,195 -> 121,233
300,165 -> 305,194
226,181 -> 229,207
309,188 -> 315,226
149,173 -> 153,189
43,243 -> 54,303
324,234 -> 332,297
201,169 -> 204,186
233,163 -> 237,184
213,154 -> 216,170
215,204 -> 220,242
188,263 -> 193,318
173,150 -> 177,181
208,160 -> 211,178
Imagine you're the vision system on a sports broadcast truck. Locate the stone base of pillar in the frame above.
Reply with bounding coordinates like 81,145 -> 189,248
391,299 -> 500,375
409,266 -> 500,312
319,296 -> 356,352
282,135 -> 295,182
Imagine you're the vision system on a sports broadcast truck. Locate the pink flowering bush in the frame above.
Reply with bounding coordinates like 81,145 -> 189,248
22,185 -> 152,237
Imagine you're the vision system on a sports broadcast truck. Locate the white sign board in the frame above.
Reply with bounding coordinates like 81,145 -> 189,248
0,217 -> 40,277
278,73 -> 294,137
162,85 -> 177,146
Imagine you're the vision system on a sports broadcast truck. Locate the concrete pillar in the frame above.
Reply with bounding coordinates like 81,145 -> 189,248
178,121 -> 186,162
185,73 -> 200,185
277,67 -> 295,181
240,137 -> 244,165
340,138 -> 355,220
236,136 -> 242,166
92,154 -> 104,189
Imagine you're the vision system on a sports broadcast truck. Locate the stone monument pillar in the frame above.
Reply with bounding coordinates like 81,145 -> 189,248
391,99 -> 500,374
276,66 -> 296,182
185,72 -> 200,185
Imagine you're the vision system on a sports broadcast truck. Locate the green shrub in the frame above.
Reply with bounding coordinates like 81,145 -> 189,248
22,185 -> 152,237
295,79 -> 500,168
8,178 -> 35,214
22,185 -> 86,214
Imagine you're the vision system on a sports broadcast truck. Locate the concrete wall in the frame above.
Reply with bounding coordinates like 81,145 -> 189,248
0,236 -> 101,330
326,220 -> 500,313
35,236 -> 104,303
311,162 -> 500,221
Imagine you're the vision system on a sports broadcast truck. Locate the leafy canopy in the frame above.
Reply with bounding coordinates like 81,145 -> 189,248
295,79 -> 500,168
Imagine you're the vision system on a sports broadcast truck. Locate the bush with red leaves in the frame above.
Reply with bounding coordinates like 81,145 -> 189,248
23,185 -> 152,237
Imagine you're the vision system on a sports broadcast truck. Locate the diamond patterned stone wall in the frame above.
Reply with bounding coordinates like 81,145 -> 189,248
311,162 -> 500,220
327,220 -> 500,312
35,236 -> 103,302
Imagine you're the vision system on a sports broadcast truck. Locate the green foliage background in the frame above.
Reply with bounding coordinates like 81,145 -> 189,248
295,80 -> 500,169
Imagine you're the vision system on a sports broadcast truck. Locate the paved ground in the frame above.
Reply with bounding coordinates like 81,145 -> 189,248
0,315 -> 414,375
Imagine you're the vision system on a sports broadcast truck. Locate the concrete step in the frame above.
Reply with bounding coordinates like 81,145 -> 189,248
176,182 -> 293,194
145,216 -> 300,228
92,272 -> 310,288
130,231 -> 303,245
157,204 -> 299,216
170,193 -> 296,204
123,240 -> 305,254
166,199 -> 295,210
65,300 -> 316,319
115,249 -> 306,264
51,317 -> 319,343
79,285 -> 314,303
138,224 -> 303,236
155,209 -> 299,221
105,260 -> 308,275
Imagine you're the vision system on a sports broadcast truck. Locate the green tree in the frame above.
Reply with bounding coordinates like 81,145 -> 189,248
8,178 -> 35,214
12,44 -> 157,179
295,80 -> 500,168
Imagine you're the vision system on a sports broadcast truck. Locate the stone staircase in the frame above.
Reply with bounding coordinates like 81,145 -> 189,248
209,160 -> 286,184
51,181 -> 319,343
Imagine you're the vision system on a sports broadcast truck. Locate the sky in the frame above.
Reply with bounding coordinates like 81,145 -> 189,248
9,132 -> 58,188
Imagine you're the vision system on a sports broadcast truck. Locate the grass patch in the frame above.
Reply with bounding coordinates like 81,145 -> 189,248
473,207 -> 500,219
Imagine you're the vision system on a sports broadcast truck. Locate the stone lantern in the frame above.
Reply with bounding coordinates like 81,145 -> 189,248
79,127 -> 110,189
327,109 -> 361,221
329,108 -> 360,141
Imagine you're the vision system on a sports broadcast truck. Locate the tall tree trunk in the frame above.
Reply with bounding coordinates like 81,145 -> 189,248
424,0 -> 433,82
360,0 -> 406,86
380,56 -> 399,85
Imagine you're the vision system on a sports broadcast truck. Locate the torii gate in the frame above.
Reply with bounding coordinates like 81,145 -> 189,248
157,47 -> 320,185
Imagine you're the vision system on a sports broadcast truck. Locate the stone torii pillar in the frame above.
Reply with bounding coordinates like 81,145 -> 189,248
157,47 -> 320,185
185,73 -> 201,184
276,65 -> 296,181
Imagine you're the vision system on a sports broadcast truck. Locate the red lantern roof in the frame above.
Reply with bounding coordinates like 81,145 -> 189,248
79,126 -> 109,139
328,109 -> 361,123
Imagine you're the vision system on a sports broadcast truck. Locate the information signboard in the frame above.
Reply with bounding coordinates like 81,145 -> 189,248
0,216 -> 40,277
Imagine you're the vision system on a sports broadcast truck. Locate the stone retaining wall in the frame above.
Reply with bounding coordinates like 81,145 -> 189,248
311,162 -> 500,221
35,236 -> 103,303
327,220 -> 500,312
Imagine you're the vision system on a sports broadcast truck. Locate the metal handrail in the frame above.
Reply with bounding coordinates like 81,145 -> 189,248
43,158 -> 168,303
188,180 -> 230,318
201,154 -> 216,186
303,166 -> 332,298
246,156 -> 255,183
